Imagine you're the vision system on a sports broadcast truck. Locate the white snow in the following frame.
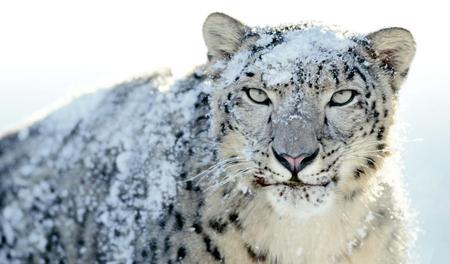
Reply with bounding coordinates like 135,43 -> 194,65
215,26 -> 356,88
0,71 -> 214,262
255,28 -> 354,86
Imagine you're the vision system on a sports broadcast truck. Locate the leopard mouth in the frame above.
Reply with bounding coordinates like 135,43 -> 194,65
253,176 -> 332,188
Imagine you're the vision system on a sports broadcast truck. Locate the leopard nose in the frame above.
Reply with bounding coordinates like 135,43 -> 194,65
272,147 -> 319,174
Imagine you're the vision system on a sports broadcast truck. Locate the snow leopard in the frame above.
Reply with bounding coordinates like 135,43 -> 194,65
0,12 -> 415,264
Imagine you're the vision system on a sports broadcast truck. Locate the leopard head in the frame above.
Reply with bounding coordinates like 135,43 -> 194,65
203,13 -> 415,217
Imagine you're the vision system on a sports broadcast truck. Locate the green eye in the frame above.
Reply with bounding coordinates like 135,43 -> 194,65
330,90 -> 358,107
245,88 -> 271,105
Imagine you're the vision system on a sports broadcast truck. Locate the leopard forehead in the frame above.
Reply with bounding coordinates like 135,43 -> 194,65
213,25 -> 369,88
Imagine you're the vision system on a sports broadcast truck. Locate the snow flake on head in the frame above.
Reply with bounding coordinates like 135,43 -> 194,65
254,27 -> 356,86
217,50 -> 253,86
273,89 -> 314,126
216,25 -> 359,87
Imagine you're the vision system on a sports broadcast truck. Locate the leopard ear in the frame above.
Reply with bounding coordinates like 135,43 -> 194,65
367,27 -> 416,89
203,12 -> 249,61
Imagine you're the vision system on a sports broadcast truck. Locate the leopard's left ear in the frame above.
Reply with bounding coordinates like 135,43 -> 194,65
367,27 -> 416,89
203,12 -> 249,61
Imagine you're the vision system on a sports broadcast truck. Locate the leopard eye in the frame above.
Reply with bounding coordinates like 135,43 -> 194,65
329,90 -> 358,107
245,88 -> 271,105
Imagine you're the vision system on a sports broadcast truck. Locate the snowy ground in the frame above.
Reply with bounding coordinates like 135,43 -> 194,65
0,1 -> 449,263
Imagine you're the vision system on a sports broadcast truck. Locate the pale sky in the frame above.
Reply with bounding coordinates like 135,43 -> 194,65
0,0 -> 449,263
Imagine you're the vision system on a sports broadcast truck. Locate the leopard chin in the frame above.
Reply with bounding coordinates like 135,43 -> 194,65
262,179 -> 338,218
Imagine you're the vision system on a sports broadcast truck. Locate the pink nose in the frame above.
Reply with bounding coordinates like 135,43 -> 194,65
272,147 -> 320,175
283,155 -> 306,172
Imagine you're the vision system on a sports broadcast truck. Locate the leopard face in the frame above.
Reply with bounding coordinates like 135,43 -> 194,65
203,13 -> 415,218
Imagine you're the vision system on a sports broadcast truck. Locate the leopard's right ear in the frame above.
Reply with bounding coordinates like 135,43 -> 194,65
203,13 -> 249,61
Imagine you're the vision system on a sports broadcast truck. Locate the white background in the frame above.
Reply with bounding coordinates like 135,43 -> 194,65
0,1 -> 449,263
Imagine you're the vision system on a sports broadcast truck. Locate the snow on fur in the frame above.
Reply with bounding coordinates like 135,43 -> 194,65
217,25 -> 357,87
0,71 -> 213,262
